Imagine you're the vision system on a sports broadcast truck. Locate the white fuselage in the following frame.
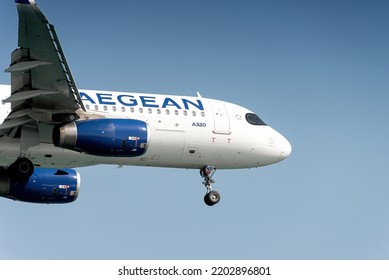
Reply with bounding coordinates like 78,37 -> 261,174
0,84 -> 291,170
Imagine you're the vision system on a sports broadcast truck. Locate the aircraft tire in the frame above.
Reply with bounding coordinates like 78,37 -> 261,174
204,191 -> 221,206
8,158 -> 34,183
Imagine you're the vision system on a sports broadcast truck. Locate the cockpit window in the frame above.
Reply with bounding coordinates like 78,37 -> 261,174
245,113 -> 267,125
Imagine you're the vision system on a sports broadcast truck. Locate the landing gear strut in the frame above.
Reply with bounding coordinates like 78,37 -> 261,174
8,157 -> 34,183
200,165 -> 221,206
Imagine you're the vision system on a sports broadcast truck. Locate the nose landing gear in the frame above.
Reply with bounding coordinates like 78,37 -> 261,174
200,165 -> 221,206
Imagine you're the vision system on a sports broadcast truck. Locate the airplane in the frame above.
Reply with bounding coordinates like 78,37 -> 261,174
0,0 -> 291,206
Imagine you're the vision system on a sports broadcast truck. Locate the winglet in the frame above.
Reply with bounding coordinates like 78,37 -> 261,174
15,0 -> 36,4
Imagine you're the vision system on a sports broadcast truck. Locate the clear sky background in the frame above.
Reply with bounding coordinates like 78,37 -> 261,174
0,0 -> 388,259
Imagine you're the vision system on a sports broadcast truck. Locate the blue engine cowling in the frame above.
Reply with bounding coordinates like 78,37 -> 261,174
0,168 -> 80,204
53,119 -> 148,157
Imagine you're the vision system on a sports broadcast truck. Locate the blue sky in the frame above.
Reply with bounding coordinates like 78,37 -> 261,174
0,0 -> 388,259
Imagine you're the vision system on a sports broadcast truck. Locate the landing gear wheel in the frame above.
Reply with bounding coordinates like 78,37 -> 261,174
200,165 -> 221,206
8,157 -> 34,182
204,191 -> 221,206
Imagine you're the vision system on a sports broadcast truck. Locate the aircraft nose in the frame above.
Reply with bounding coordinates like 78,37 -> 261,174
268,128 -> 292,163
279,135 -> 292,160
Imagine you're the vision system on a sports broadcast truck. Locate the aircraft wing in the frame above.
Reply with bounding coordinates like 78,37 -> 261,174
1,0 -> 85,131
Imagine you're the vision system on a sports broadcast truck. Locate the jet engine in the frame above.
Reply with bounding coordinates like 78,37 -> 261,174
53,119 -> 148,157
0,168 -> 80,204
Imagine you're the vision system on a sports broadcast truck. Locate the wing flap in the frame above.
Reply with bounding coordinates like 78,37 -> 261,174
0,116 -> 31,131
4,89 -> 62,103
4,108 -> 33,120
5,60 -> 52,72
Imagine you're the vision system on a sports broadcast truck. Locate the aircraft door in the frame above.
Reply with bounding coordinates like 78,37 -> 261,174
153,129 -> 186,162
209,102 -> 231,134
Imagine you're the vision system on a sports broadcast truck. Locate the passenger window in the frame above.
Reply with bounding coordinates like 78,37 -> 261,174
245,113 -> 266,125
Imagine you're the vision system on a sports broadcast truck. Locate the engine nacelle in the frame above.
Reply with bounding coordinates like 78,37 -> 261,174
0,168 -> 80,204
53,119 -> 148,157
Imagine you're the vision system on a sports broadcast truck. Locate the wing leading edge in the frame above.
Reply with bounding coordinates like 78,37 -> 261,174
1,0 -> 85,131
